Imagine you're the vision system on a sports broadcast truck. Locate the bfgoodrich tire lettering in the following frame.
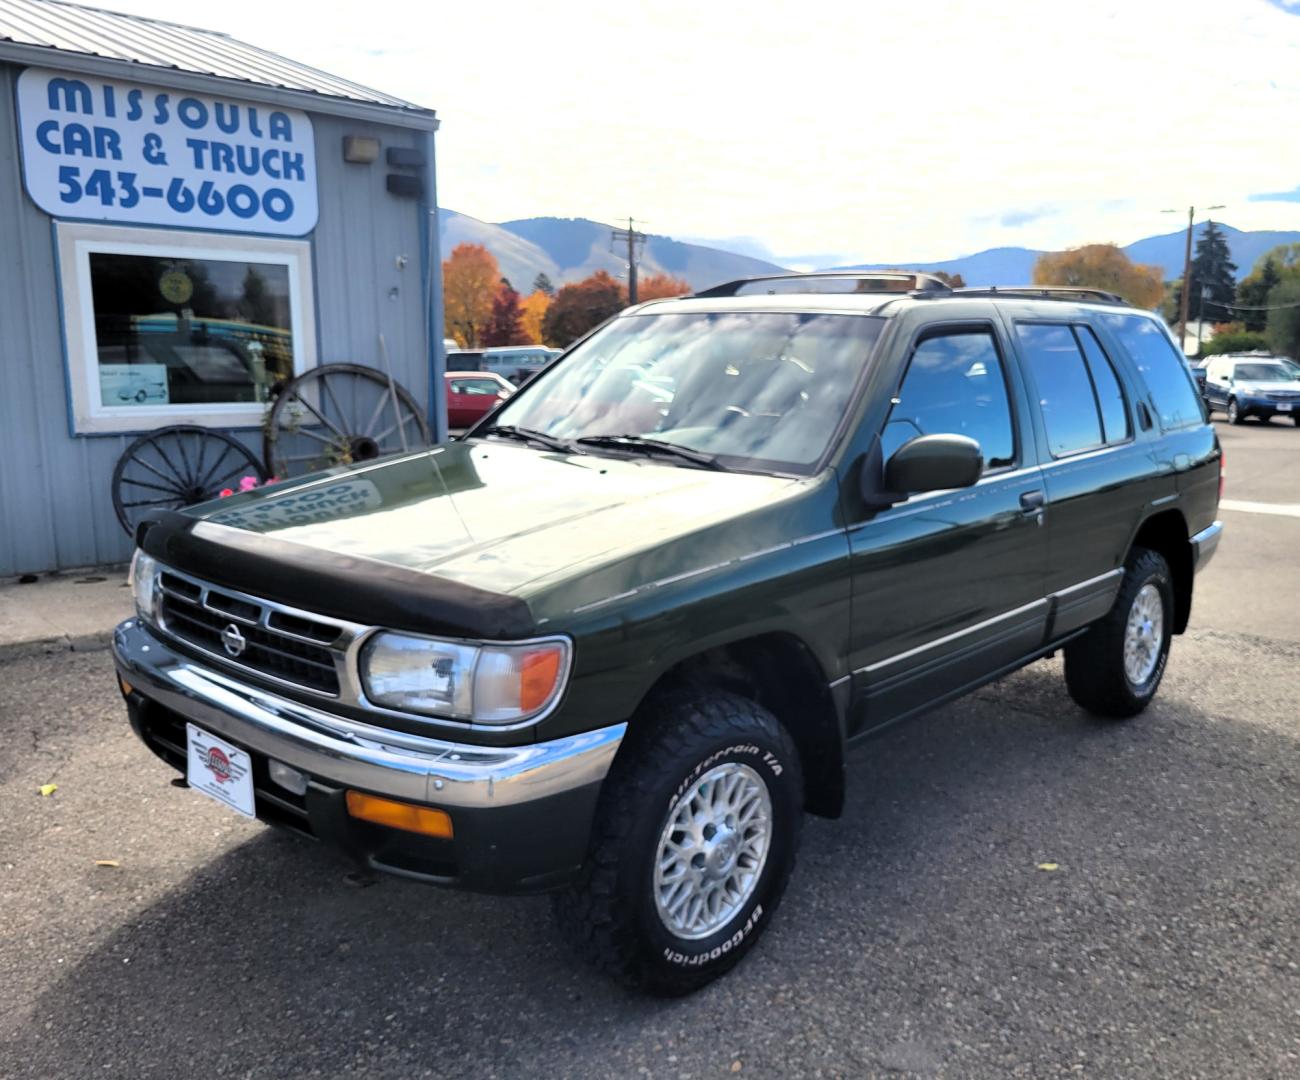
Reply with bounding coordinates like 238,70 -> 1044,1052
1064,546 -> 1174,719
552,689 -> 802,996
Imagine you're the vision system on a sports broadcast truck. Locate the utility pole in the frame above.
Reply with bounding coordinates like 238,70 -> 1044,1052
1197,284 -> 1210,351
611,217 -> 646,303
1163,203 -> 1225,352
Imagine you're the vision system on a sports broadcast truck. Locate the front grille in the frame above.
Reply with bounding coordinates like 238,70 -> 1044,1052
1265,391 -> 1300,402
158,572 -> 344,695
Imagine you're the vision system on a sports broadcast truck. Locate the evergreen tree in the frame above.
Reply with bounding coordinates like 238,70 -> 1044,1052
1189,221 -> 1237,324
533,272 -> 555,296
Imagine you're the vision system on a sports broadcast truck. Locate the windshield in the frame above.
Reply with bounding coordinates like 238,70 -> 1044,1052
482,311 -> 885,474
1234,363 -> 1297,383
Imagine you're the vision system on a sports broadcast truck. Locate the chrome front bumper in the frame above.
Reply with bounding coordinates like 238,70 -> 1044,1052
1191,520 -> 1223,573
112,618 -> 625,810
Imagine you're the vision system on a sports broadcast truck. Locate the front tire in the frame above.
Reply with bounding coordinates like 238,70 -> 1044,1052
553,689 -> 802,995
1064,547 -> 1174,719
1227,398 -> 1244,425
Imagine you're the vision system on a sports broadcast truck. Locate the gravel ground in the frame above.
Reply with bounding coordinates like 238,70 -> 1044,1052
1,420 -> 1296,1079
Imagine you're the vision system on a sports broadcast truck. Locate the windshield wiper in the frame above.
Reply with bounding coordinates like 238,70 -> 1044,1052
479,424 -> 577,454
573,434 -> 725,470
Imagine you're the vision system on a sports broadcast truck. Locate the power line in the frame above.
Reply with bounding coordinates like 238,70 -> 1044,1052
1198,295 -> 1300,312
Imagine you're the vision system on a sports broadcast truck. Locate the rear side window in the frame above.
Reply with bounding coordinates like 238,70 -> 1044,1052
1075,326 -> 1131,443
882,329 -> 1016,472
1015,324 -> 1104,456
1100,314 -> 1203,430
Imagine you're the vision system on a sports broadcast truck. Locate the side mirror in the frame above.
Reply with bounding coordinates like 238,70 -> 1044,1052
884,434 -> 983,494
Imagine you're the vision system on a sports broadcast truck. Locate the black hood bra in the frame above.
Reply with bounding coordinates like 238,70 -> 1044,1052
139,510 -> 536,641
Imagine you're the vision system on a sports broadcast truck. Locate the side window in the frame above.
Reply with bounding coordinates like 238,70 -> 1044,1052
1100,314 -> 1203,430
1075,325 -> 1131,444
881,329 -> 1016,472
1014,324 -> 1104,456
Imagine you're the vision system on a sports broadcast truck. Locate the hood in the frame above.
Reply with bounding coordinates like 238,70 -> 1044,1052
1238,380 -> 1300,394
188,440 -> 804,601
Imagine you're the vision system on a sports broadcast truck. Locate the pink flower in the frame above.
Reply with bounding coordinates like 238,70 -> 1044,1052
238,475 -> 260,492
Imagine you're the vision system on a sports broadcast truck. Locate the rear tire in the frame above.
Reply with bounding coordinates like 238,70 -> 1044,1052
1064,547 -> 1174,719
1293,415 -> 1300,427
553,689 -> 802,995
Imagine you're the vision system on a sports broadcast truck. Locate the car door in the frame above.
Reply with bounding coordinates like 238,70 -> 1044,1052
1203,357 -> 1230,410
1006,320 -> 1160,636
846,317 -> 1049,734
446,379 -> 473,427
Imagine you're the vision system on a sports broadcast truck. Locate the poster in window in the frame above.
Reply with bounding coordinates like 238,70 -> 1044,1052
99,362 -> 170,406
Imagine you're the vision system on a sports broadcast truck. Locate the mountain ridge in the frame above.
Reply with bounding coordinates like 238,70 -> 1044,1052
442,211 -> 1300,292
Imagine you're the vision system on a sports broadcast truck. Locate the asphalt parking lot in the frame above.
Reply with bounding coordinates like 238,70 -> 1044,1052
2,419 -> 1297,1079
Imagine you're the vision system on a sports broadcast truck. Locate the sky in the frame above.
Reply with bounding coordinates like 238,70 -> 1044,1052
85,0 -> 1300,265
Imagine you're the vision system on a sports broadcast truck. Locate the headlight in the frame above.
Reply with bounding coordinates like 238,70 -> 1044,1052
129,550 -> 160,622
360,632 -> 571,725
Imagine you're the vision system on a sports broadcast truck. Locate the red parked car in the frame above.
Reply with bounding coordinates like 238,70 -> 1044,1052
445,371 -> 514,429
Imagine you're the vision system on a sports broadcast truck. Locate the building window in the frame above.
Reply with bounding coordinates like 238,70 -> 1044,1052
56,222 -> 315,434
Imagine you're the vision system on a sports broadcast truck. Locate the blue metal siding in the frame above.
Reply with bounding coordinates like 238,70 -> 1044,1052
0,60 -> 433,575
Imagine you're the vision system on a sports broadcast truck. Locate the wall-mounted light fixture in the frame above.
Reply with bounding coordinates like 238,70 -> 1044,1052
342,135 -> 381,164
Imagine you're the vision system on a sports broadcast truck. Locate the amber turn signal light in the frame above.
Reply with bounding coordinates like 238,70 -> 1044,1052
118,675 -> 134,697
344,791 -> 453,839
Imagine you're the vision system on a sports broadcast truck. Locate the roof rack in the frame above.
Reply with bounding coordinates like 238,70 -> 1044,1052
693,271 -> 952,298
948,285 -> 1127,305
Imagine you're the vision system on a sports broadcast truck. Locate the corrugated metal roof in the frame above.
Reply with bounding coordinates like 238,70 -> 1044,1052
0,0 -> 432,117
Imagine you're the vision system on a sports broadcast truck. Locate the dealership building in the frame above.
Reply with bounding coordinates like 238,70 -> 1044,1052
0,0 -> 445,576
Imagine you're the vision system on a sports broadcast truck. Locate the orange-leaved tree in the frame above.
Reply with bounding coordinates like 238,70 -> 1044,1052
1032,244 -> 1163,310
635,272 -> 692,301
519,290 -> 550,345
443,243 -> 500,347
541,271 -> 627,347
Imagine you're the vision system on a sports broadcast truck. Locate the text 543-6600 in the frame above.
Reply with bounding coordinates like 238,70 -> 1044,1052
56,165 -> 294,223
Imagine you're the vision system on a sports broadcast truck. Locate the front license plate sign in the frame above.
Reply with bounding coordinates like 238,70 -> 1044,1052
1278,403 -> 1291,412
186,723 -> 255,818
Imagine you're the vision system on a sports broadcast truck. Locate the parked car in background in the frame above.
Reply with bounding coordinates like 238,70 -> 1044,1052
447,345 -> 563,386
444,371 -> 514,428
1202,354 -> 1300,424
1188,358 -> 1209,397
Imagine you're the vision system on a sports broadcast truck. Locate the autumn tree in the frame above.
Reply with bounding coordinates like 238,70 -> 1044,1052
533,272 -> 555,296
928,270 -> 966,287
1251,242 -> 1300,275
1265,279 -> 1300,361
635,272 -> 692,301
1236,256 -> 1283,333
519,290 -> 550,345
442,243 -> 499,347
1032,244 -> 1163,310
541,271 -> 627,347
480,283 -> 530,346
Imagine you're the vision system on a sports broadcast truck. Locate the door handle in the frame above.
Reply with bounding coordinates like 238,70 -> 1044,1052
1019,490 -> 1045,512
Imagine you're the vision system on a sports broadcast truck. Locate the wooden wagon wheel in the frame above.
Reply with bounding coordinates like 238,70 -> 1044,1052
262,362 -> 430,479
111,425 -> 268,536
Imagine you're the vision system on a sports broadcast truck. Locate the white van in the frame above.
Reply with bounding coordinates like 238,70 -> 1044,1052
446,345 -> 562,385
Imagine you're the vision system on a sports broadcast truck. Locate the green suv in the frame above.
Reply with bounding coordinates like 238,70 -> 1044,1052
114,272 -> 1223,994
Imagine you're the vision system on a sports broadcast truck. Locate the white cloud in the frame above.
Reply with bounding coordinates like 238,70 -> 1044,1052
88,0 -> 1300,260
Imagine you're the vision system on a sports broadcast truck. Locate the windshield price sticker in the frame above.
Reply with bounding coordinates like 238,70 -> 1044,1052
17,67 -> 318,235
